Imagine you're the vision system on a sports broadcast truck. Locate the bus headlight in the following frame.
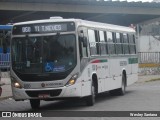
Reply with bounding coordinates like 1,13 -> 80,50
14,82 -> 21,88
66,73 -> 79,86
11,77 -> 22,89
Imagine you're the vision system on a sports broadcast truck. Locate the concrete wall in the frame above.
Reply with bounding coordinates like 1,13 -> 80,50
138,23 -> 160,52
139,36 -> 160,52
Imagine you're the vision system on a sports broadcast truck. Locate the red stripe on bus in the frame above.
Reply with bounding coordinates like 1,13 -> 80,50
91,60 -> 100,63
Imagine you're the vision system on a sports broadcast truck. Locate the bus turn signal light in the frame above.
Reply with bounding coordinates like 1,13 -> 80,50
66,73 -> 79,86
68,79 -> 75,85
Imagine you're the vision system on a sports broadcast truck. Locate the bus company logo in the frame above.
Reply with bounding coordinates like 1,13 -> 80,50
2,112 -> 11,117
45,82 -> 63,87
41,83 -> 45,87
24,84 -> 31,89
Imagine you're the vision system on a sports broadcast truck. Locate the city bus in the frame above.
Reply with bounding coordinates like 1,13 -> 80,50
10,17 -> 138,109
0,25 -> 12,71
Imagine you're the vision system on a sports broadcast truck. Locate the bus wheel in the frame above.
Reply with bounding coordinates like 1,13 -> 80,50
85,81 -> 96,106
30,99 -> 40,109
117,74 -> 126,95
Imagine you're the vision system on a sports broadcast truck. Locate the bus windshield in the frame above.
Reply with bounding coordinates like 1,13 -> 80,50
12,34 -> 76,74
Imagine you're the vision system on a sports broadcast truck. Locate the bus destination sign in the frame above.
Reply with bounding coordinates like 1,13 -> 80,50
12,22 -> 75,35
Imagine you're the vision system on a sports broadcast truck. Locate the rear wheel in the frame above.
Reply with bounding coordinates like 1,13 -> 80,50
30,99 -> 40,109
117,74 -> 126,95
85,81 -> 96,106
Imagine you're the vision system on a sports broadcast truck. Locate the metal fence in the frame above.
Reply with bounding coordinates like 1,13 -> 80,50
138,52 -> 160,75
0,53 -> 10,70
138,52 -> 160,64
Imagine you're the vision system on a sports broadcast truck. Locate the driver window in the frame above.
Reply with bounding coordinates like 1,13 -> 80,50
78,28 -> 88,59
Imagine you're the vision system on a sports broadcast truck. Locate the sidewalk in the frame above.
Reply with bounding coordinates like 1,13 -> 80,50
0,74 -> 160,101
0,78 -> 12,100
0,72 -> 12,100
137,74 -> 160,83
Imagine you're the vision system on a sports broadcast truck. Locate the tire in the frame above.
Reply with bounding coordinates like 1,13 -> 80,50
30,99 -> 40,109
117,74 -> 126,95
85,81 -> 96,106
109,74 -> 126,96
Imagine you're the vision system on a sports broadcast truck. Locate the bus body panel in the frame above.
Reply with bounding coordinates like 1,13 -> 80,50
80,63 -> 94,97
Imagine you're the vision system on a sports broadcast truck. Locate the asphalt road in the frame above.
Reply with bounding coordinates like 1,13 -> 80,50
0,80 -> 160,119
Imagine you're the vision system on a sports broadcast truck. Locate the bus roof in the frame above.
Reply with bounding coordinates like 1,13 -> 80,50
0,25 -> 12,30
13,17 -> 135,33
77,19 -> 135,33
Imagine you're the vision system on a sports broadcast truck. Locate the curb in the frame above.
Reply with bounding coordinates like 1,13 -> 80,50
145,78 -> 160,82
136,78 -> 160,83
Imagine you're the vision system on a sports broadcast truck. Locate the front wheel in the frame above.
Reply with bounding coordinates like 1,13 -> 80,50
30,99 -> 40,109
85,81 -> 96,106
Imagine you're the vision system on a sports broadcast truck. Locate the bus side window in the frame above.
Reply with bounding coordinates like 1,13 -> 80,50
99,30 -> 107,55
95,30 -> 100,55
115,32 -> 122,55
79,37 -> 88,59
88,29 -> 98,56
122,33 -> 129,54
78,28 -> 88,59
129,34 -> 136,54
0,31 -> 7,53
0,30 -> 11,54
107,31 -> 115,55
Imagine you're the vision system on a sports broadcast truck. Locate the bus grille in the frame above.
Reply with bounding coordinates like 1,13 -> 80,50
25,89 -> 62,97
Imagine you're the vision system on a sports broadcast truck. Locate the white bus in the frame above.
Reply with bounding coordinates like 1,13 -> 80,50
10,17 -> 138,109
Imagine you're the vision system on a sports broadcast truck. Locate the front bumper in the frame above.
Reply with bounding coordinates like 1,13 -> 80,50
12,82 -> 82,100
